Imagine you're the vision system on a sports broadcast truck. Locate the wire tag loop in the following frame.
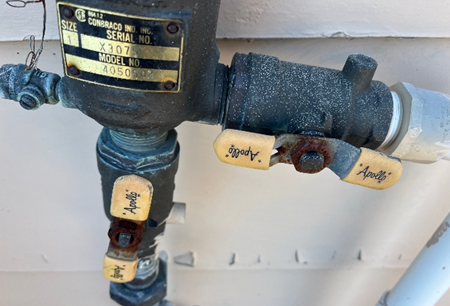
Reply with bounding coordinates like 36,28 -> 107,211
6,0 -> 46,69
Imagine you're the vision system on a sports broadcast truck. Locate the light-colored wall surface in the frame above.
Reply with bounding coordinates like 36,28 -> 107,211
1,1 -> 450,306
2,0 -> 450,41
1,38 -> 450,306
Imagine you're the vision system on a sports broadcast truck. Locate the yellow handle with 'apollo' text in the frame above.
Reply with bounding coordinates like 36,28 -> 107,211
342,148 -> 403,190
103,255 -> 138,283
110,175 -> 153,221
213,129 -> 276,170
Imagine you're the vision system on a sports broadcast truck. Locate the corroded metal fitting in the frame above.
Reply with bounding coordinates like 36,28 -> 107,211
290,137 -> 332,174
108,218 -> 145,254
0,64 -> 60,110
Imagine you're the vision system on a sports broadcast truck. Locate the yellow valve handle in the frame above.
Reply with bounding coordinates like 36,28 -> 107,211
110,175 -> 153,221
341,148 -> 403,190
213,129 -> 276,170
213,129 -> 403,190
103,175 -> 153,284
103,255 -> 138,283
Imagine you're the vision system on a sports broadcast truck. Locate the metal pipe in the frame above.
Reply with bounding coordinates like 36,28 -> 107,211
97,128 -> 179,304
376,212 -> 450,306
109,130 -> 169,153
380,83 -> 450,163
379,92 -> 403,150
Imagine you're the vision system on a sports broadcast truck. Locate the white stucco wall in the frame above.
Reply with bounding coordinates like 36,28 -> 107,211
0,1 -> 450,306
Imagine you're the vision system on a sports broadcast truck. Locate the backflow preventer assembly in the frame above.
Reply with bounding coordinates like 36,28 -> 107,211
2,1 -> 450,306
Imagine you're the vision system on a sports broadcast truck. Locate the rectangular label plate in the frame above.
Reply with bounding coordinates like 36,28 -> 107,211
57,3 -> 183,92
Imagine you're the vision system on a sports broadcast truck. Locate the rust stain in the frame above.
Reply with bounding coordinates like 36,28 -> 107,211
275,135 -> 331,174
67,63 -> 80,76
107,217 -> 145,260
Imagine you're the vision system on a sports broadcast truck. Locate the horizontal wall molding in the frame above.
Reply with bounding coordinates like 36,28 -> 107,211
0,0 -> 450,41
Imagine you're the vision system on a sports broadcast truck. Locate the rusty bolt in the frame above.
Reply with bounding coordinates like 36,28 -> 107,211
108,219 -> 143,251
62,6 -> 74,18
290,137 -> 331,174
164,81 -> 176,90
300,151 -> 324,171
117,233 -> 132,248
19,94 -> 37,110
67,65 -> 80,76
167,22 -> 179,34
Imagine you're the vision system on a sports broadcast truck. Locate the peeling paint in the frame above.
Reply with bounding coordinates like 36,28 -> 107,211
229,252 -> 237,266
41,253 -> 49,263
257,255 -> 262,263
174,251 -> 195,267
295,250 -> 308,265
330,32 -> 352,39
357,250 -> 363,261
427,221 -> 450,248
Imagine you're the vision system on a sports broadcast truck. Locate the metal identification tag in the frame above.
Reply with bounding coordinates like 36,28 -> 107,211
57,3 -> 184,92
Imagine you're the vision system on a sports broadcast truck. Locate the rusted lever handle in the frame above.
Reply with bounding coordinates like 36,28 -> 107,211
103,175 -> 153,283
213,129 -> 402,190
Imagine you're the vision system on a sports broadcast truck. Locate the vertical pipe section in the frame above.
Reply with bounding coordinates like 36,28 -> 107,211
376,212 -> 450,306
97,128 -> 179,295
